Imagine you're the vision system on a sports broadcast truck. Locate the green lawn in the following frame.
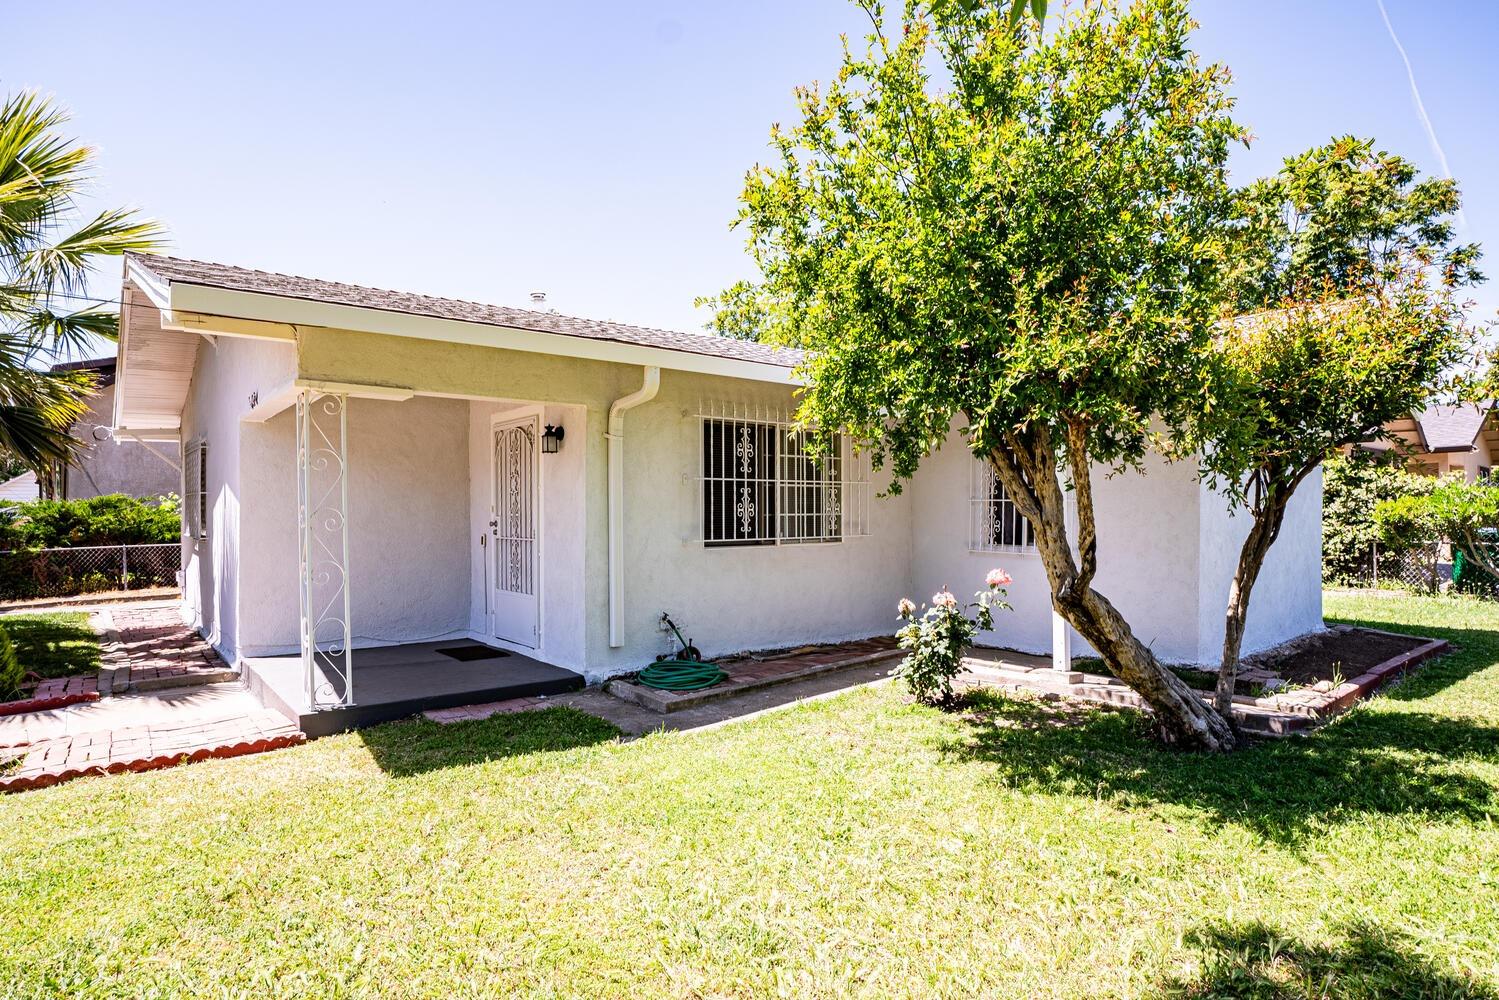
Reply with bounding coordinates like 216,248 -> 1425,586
1,612 -> 99,681
1,592 -> 1496,998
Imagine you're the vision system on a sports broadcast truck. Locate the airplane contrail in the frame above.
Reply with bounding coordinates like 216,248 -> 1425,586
1374,0 -> 1466,228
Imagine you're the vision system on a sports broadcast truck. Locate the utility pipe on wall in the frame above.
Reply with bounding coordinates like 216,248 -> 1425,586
607,366 -> 660,647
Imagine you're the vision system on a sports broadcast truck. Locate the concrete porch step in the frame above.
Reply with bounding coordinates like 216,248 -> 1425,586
606,639 -> 902,714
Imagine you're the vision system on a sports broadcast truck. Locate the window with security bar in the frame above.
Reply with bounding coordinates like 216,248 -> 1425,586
701,414 -> 865,546
970,461 -> 1036,551
184,439 -> 208,540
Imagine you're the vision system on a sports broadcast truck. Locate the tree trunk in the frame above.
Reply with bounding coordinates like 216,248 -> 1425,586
1216,503 -> 1281,718
983,426 -> 1237,751
1216,466 -> 1312,719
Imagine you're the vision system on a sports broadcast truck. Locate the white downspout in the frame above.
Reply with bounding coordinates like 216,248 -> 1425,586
607,366 -> 661,647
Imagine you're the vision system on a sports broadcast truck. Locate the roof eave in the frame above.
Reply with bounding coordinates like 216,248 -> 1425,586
157,275 -> 802,387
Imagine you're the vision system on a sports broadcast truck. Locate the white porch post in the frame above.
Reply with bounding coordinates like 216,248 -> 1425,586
297,390 -> 354,710
1051,610 -> 1072,672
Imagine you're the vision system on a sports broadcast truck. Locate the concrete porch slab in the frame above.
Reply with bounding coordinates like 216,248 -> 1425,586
243,640 -> 585,738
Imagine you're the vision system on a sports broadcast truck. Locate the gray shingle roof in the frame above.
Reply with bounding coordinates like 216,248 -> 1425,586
1414,402 -> 1492,452
126,253 -> 801,369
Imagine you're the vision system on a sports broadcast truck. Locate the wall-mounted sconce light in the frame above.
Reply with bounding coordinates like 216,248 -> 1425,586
541,424 -> 565,454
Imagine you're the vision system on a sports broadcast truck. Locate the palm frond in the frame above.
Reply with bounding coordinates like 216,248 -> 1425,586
23,209 -> 165,295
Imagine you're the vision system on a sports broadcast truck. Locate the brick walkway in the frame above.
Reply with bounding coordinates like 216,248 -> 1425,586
0,599 -> 304,793
1,706 -> 303,793
101,603 -> 239,692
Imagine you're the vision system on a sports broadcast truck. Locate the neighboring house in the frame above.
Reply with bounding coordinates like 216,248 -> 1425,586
0,358 -> 180,501
111,253 -> 1323,730
1361,402 -> 1499,481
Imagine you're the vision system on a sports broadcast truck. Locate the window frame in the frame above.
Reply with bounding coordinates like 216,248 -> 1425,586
184,439 -> 208,541
969,460 -> 1037,553
700,416 -> 848,547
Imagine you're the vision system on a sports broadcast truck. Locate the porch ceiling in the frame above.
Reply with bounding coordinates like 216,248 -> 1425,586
113,280 -> 200,437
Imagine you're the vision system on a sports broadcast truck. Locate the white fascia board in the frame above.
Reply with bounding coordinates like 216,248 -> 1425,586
168,282 -> 803,386
125,259 -> 172,310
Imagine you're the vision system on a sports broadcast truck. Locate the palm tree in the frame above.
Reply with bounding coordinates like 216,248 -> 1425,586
0,90 -> 164,470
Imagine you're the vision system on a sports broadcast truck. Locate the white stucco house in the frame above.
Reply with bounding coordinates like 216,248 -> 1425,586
112,253 -> 1323,733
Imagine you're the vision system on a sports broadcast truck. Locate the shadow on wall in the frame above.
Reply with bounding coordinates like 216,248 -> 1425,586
1153,919 -> 1496,999
938,689 -> 1499,847
356,705 -> 619,778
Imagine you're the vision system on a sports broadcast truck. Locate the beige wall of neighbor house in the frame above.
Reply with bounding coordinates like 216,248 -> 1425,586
65,381 -> 180,499
1364,406 -> 1499,483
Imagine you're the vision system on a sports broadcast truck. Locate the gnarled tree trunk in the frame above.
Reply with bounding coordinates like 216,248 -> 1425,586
983,422 -> 1237,751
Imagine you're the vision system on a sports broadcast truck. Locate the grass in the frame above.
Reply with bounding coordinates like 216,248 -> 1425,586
0,612 -> 99,682
0,592 -> 1496,998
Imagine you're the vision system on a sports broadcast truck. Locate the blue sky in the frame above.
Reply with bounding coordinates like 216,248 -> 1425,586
7,0 -> 1497,342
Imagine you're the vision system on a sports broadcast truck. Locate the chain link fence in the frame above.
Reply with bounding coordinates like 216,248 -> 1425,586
1328,540 -> 1448,594
0,543 -> 180,601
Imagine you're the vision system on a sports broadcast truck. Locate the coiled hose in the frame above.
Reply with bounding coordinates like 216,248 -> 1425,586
636,659 -> 727,691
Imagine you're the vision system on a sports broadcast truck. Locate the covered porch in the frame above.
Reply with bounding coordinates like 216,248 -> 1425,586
235,385 -> 592,734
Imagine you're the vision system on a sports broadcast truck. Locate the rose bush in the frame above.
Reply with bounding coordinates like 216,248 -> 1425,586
894,570 -> 1012,706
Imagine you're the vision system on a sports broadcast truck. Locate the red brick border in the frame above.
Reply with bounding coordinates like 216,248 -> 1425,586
0,731 -> 307,794
0,691 -> 99,717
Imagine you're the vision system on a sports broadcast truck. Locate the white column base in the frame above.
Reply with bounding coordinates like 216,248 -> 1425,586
1052,610 -> 1083,683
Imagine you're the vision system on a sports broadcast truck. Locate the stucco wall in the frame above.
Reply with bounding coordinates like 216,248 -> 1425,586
468,400 -> 589,671
1195,468 -> 1326,663
296,327 -> 915,681
178,336 -> 298,661
236,395 -> 472,657
206,325 -> 1325,679
910,429 -> 1208,663
66,383 -> 181,499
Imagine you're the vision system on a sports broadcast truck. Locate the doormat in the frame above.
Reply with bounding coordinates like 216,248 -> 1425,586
436,645 -> 512,662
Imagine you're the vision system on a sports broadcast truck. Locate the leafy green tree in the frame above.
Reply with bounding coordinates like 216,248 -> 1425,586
1200,140 -> 1479,718
1321,450 -> 1433,583
0,91 -> 163,467
1377,478 -> 1499,580
724,0 -> 1246,749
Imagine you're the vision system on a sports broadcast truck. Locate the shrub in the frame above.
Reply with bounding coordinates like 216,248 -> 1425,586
0,493 -> 179,550
894,569 -> 1013,706
1322,452 -> 1433,583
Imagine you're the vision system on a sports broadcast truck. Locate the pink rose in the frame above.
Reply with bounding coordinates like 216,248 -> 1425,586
986,568 -> 1012,588
897,598 -> 916,616
932,591 -> 957,609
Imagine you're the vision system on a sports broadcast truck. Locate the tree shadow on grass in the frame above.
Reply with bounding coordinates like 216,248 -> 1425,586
1154,919 -> 1496,999
2,612 -> 100,680
939,690 -> 1499,846
357,706 -> 620,777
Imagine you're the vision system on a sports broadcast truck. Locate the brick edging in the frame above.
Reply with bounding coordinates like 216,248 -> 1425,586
1311,636 -> 1450,717
0,731 -> 307,794
0,691 -> 100,717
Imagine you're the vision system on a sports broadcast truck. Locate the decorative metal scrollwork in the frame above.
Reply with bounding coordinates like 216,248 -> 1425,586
297,391 -> 353,710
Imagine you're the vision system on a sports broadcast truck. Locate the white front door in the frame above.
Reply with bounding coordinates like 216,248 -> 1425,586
490,415 -> 540,648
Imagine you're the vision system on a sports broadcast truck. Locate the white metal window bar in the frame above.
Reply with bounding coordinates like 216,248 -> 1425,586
698,400 -> 871,545
183,439 -> 208,540
970,460 -> 1037,551
297,390 -> 354,711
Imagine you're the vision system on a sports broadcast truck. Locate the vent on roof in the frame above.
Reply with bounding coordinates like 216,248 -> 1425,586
530,291 -> 547,306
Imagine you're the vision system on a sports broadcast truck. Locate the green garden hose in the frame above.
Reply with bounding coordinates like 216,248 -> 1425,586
636,659 -> 727,691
